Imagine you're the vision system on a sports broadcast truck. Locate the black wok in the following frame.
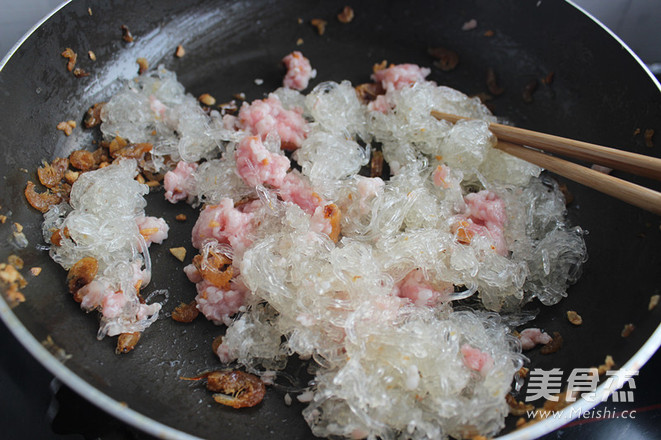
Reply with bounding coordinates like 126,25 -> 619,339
1,1 -> 660,438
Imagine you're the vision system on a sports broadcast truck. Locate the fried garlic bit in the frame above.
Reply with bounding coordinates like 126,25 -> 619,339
181,370 -> 265,408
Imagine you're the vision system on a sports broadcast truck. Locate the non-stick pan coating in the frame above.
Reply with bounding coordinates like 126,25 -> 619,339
1,1 -> 660,438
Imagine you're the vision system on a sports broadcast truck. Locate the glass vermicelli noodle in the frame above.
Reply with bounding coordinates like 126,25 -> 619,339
38,56 -> 588,439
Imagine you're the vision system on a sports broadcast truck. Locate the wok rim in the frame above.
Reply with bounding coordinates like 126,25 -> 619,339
0,1 -> 659,439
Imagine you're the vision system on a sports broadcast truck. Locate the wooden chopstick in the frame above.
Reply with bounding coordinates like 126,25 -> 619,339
496,141 -> 661,216
431,111 -> 661,181
431,111 -> 661,216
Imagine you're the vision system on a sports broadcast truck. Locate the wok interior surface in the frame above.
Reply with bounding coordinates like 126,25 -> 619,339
1,0 -> 660,438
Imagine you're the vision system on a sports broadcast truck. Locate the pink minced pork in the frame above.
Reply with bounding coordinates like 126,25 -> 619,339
519,328 -> 553,350
136,216 -> 169,245
394,268 -> 453,307
460,343 -> 494,374
195,280 -> 247,326
238,94 -> 308,151
278,172 -> 324,215
191,198 -> 255,254
458,190 -> 508,256
282,51 -> 315,91
235,135 -> 290,187
371,63 -> 431,93
164,161 -> 198,204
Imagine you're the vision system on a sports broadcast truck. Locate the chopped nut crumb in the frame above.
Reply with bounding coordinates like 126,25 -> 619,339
0,215 -> 6,224
621,323 -> 635,338
310,18 -> 327,35
8,255 -> 24,270
296,37 -> 304,46
56,120 -> 76,136
88,50 -> 96,61
175,44 -> 185,58
170,247 -> 187,262
649,294 -> 660,311
171,301 -> 199,323
517,366 -> 529,378
199,93 -> 216,106
13,222 -> 23,233
175,214 -> 187,221
136,174 -> 146,184
337,6 -> 355,23
121,25 -> 134,43
88,7 -> 92,15
597,355 -> 615,376
30,267 -> 42,276
372,59 -> 387,73
540,331 -> 563,354
137,57 -> 149,74
566,310 -> 583,326
146,180 -> 160,187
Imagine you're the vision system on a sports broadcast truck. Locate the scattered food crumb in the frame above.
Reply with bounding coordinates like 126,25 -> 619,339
597,355 -> 615,376
175,213 -> 187,222
41,335 -> 72,362
175,44 -> 185,58
0,215 -> 6,224
644,129 -> 654,147
171,301 -> 199,322
87,7 -> 92,15
310,18 -> 327,35
515,417 -> 526,428
146,180 -> 160,188
541,71 -> 555,85
296,37 -> 304,46
233,92 -> 246,101
137,57 -> 149,75
254,78 -> 264,85
211,334 -> 224,353
428,47 -> 459,72
517,366 -> 529,378
337,6 -> 355,23
30,267 -> 42,276
540,331 -> 563,354
60,47 -> 77,72
461,18 -> 477,31
284,393 -> 292,406
506,394 -> 535,416
649,294 -> 660,311
484,29 -> 494,37
633,128 -> 641,136
566,310 -> 583,326
486,67 -> 504,95
170,247 -> 187,262
88,50 -> 96,61
13,222 -> 23,233
198,93 -> 216,106
621,323 -> 635,338
121,25 -> 134,43
73,67 -> 89,78
297,17 -> 303,25
56,120 -> 77,136
522,79 -> 538,103
8,255 -> 24,270
297,390 -> 314,403
0,258 -> 28,307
